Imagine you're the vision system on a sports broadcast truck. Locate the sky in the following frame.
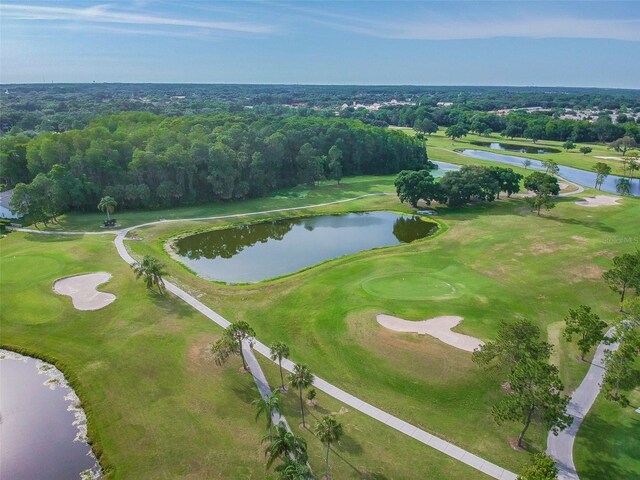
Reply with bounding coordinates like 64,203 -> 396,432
1,1 -> 639,88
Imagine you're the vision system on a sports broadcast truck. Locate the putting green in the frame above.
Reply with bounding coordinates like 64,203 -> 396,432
361,272 -> 457,301
0,255 -> 64,286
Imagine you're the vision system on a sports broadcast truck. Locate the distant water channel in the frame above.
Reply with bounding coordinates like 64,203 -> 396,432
173,211 -> 438,283
0,350 -> 101,480
469,141 -> 560,154
460,149 -> 640,196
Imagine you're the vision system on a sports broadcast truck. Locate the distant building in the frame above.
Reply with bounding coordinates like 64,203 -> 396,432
0,189 -> 19,219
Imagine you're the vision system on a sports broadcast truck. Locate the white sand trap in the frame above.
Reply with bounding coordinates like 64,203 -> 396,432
595,156 -> 623,161
575,195 -> 621,207
376,314 -> 484,352
54,272 -> 116,311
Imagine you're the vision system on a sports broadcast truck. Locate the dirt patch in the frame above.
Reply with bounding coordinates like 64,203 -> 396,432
53,272 -> 116,311
376,314 -> 483,352
575,196 -> 621,207
564,264 -> 604,283
571,236 -> 589,243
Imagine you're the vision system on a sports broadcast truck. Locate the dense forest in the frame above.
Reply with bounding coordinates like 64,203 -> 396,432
1,84 -> 639,137
1,113 -> 429,222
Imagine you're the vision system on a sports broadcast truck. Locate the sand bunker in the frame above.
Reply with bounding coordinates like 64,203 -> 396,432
376,314 -> 483,352
54,272 -> 116,311
594,156 -> 623,161
575,195 -> 621,207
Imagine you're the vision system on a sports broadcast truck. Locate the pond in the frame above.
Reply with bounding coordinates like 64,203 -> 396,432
173,211 -> 438,283
469,141 -> 560,154
459,149 -> 640,196
0,350 -> 102,480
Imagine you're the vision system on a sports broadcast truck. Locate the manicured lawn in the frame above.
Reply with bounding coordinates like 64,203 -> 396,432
23,176 -> 398,232
0,233 -> 273,479
413,127 -> 639,178
128,183 -> 640,473
574,384 -> 640,480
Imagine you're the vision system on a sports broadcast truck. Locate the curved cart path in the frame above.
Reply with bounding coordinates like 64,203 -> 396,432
546,328 -> 620,480
16,193 -> 518,479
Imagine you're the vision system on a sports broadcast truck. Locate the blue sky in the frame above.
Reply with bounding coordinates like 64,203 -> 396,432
1,1 -> 639,87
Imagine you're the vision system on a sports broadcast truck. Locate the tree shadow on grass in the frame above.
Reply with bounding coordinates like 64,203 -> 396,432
231,376 -> 258,405
575,411 -> 640,479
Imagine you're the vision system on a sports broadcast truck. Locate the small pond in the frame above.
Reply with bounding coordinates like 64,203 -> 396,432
469,141 -> 560,154
459,149 -> 640,196
0,350 -> 102,480
173,211 -> 438,283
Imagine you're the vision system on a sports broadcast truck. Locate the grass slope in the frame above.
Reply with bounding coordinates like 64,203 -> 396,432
128,181 -> 640,473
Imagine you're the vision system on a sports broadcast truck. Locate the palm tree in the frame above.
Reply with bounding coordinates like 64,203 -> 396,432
288,364 -> 314,428
211,321 -> 256,371
132,255 -> 167,294
274,457 -> 314,480
253,389 -> 281,439
270,341 -> 290,391
263,423 -> 308,470
314,415 -> 343,479
97,196 -> 117,222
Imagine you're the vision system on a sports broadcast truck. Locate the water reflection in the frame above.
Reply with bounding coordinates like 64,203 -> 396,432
0,349 -> 102,480
469,141 -> 560,154
174,212 -> 437,283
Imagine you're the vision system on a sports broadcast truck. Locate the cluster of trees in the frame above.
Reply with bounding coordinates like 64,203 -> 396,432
473,319 -> 572,449
211,321 -> 344,479
432,110 -> 640,145
3,112 -> 427,223
3,84 -> 639,138
394,165 -> 523,208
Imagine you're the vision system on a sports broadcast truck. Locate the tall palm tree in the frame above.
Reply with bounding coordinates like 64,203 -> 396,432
270,341 -> 290,391
211,321 -> 256,371
97,196 -> 117,221
132,255 -> 167,294
253,389 -> 281,439
314,415 -> 343,479
263,423 -> 307,470
288,364 -> 314,428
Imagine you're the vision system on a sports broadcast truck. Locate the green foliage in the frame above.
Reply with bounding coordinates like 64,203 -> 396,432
523,172 -> 560,195
541,160 -> 560,176
394,170 -> 441,207
270,341 -> 291,391
263,423 -> 308,470
602,329 -> 640,407
474,320 -> 570,447
592,162 -> 612,189
212,320 -> 256,370
445,124 -> 469,140
253,389 -> 282,437
289,364 -> 314,427
563,305 -> 608,360
97,196 -> 117,221
602,249 -> 640,303
517,453 -> 558,480
579,146 -> 593,155
132,254 -> 167,294
2,113 -> 427,214
314,415 -> 344,479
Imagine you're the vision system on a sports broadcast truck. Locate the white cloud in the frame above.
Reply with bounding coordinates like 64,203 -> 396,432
0,3 -> 276,35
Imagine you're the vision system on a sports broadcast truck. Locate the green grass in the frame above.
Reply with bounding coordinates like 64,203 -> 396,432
257,357 -> 486,479
4,138 -> 639,478
574,385 -> 640,480
408,127 -> 639,179
25,176 -> 397,232
0,233 -> 274,479
127,184 -> 640,474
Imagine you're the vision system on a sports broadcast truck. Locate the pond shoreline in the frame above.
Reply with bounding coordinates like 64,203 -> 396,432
0,348 -> 103,480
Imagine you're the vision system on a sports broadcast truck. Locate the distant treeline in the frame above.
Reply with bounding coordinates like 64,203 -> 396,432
1,83 -> 639,137
1,112 -> 428,219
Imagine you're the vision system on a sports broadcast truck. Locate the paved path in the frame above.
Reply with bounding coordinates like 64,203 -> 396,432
113,224 -> 516,479
19,193 -> 517,479
546,328 -> 620,480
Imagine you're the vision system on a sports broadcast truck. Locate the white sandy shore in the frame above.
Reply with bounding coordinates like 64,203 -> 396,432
53,272 -> 116,311
575,195 -> 621,207
376,314 -> 483,352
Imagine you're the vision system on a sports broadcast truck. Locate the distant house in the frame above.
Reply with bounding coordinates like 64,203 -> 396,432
0,189 -> 19,219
